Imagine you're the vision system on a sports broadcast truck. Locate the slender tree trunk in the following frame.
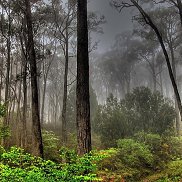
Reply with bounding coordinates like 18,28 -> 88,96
22,58 -> 27,148
159,64 -> 163,94
151,59 -> 157,92
152,74 -> 157,92
4,37 -> 11,125
16,78 -> 22,147
76,0 -> 91,155
41,61 -> 46,126
62,28 -> 69,145
24,0 -> 43,157
41,60 -> 52,126
0,56 -> 4,104
41,78 -> 46,126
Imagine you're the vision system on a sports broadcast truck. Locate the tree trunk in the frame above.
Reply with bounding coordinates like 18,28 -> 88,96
159,63 -> 163,94
24,0 -> 43,158
22,58 -> 27,148
62,27 -> 69,145
4,37 -> 11,126
0,55 -> 4,104
76,0 -> 91,155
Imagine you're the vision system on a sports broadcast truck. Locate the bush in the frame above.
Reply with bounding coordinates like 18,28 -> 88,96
0,104 -> 5,117
117,139 -> 154,168
0,146 -> 107,182
93,94 -> 128,147
98,139 -> 154,181
42,130 -> 60,161
94,87 -> 175,148
145,160 -> 182,182
134,132 -> 182,169
122,87 -> 175,135
0,104 -> 10,140
98,134 -> 182,181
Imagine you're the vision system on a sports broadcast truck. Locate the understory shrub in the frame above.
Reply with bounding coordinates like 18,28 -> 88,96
134,132 -> 182,169
42,130 -> 60,161
94,87 -> 175,148
0,104 -> 10,139
99,139 -> 154,181
0,146 -> 108,182
98,133 -> 182,181
145,160 -> 182,182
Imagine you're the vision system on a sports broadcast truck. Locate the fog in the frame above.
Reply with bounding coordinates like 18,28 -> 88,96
89,0 -> 134,52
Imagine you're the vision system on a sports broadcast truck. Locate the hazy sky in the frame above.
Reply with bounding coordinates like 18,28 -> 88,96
89,0 -> 134,53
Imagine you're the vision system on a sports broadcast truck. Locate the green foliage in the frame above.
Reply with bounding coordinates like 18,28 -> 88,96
42,130 -> 60,161
94,87 -> 175,148
59,147 -> 77,163
93,94 -> 127,147
0,146 -> 107,182
98,133 -> 182,181
146,160 -> 182,182
122,87 -> 175,134
0,104 -> 5,117
0,104 -> 10,139
117,139 -> 154,168
98,139 -> 154,181
134,132 -> 182,169
0,122 -> 10,139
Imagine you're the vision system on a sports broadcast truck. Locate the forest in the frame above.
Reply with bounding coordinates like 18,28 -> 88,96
0,0 -> 182,181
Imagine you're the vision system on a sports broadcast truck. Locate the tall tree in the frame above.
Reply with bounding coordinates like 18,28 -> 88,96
76,0 -> 91,155
24,0 -> 43,157
111,0 -> 182,135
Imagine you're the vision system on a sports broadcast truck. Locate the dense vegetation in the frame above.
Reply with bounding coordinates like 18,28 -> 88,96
0,146 -> 106,182
93,87 -> 175,147
1,88 -> 182,181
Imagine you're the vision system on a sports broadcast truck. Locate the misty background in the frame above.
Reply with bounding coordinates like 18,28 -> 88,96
89,0 -> 133,53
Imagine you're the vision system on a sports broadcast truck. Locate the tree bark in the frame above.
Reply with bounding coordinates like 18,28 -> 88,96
76,0 -> 91,155
24,0 -> 43,158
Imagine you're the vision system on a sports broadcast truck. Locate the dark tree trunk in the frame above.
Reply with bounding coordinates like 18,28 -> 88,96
24,0 -> 43,157
76,0 -> 91,155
